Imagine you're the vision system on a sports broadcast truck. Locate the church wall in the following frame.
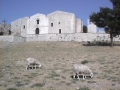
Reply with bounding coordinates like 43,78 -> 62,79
11,18 -> 22,35
88,23 -> 97,33
47,11 -> 76,34
76,18 -> 83,33
20,17 -> 29,37
27,13 -> 49,35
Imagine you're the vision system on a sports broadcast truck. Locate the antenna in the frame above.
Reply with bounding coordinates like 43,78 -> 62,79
2,19 -> 7,28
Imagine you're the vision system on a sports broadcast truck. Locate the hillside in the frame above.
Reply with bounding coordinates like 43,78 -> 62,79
0,41 -> 120,90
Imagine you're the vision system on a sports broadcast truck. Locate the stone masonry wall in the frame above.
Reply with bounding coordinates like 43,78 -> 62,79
0,33 -> 120,44
26,33 -> 120,42
0,35 -> 26,43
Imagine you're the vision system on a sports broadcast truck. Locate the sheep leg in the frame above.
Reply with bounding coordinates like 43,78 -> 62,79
26,66 -> 28,70
39,64 -> 41,69
32,65 -> 34,69
35,64 -> 36,69
82,74 -> 85,80
73,73 -> 78,79
73,75 -> 75,79
73,73 -> 76,79
35,64 -> 37,69
26,65 -> 29,70
77,74 -> 80,79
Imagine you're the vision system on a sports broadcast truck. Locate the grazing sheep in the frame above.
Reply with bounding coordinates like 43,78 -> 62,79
73,64 -> 93,80
26,58 -> 41,70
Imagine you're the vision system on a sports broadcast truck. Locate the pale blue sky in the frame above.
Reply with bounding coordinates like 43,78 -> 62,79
0,0 -> 112,26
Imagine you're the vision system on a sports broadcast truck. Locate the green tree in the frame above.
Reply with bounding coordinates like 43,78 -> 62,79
104,27 -> 110,34
83,25 -> 88,33
89,0 -> 120,47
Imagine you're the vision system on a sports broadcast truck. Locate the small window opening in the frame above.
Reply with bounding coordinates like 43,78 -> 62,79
8,30 -> 11,35
35,28 -> 39,34
23,25 -> 25,29
59,22 -> 60,24
37,20 -> 39,24
59,29 -> 61,34
51,23 -> 53,27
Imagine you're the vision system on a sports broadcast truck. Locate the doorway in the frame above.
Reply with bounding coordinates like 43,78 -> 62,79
35,28 -> 39,34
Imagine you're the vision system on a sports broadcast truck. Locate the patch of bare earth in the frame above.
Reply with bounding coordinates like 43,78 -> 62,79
0,41 -> 120,90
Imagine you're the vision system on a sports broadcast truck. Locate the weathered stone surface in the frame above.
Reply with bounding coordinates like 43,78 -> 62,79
11,10 -> 83,37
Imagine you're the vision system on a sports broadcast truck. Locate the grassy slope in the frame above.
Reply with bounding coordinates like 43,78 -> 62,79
0,41 -> 120,90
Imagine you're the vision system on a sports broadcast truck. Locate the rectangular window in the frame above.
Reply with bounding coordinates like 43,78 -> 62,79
23,25 -> 25,29
51,23 -> 53,27
58,22 -> 60,24
59,29 -> 61,34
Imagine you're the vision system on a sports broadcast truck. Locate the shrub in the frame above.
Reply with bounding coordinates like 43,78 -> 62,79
6,88 -> 17,90
81,60 -> 89,64
31,83 -> 45,88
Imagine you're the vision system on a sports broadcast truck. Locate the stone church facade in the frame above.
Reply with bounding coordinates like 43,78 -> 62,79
11,10 -> 83,37
8,10 -> 119,43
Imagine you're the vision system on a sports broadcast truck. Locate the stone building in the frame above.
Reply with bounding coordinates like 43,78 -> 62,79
11,10 -> 83,37
11,17 -> 29,37
87,19 -> 97,33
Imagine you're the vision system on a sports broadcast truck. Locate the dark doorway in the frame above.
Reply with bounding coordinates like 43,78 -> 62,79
8,30 -> 11,35
59,29 -> 61,34
35,28 -> 39,34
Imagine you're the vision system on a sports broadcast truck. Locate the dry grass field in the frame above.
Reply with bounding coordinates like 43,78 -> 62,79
0,41 -> 120,90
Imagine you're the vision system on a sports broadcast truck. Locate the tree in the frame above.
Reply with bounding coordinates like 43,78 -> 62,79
104,27 -> 110,34
89,0 -> 120,47
0,31 -> 3,35
83,25 -> 88,33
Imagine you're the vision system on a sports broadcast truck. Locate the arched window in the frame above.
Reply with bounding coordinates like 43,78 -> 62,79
35,28 -> 39,34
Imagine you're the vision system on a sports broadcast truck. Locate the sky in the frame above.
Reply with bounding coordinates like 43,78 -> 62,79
0,0 -> 113,26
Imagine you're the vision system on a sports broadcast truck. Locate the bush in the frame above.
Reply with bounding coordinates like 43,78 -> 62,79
81,60 -> 89,64
31,83 -> 45,88
6,88 -> 17,90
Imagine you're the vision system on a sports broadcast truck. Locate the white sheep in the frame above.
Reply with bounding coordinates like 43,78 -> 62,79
73,64 -> 93,80
26,58 -> 41,70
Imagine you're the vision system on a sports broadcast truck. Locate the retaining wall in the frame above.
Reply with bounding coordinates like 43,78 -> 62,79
0,35 -> 26,43
0,35 -> 14,42
26,33 -> 120,42
0,33 -> 120,43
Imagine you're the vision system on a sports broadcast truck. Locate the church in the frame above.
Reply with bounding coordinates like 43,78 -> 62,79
11,10 -> 83,37
1,11 -> 120,43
